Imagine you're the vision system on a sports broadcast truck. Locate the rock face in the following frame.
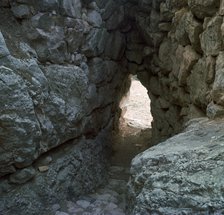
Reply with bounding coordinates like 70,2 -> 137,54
128,118 -> 224,214
0,1 -> 128,214
2,0 -> 224,214
127,0 -> 224,214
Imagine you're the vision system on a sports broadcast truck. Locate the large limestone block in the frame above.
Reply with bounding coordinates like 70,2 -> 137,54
0,66 -> 41,176
173,10 -> 202,52
173,9 -> 190,46
65,18 -> 90,53
184,12 -> 202,53
25,13 -> 67,63
39,64 -> 89,141
212,52 -> 224,106
0,54 -> 89,175
158,38 -> 177,72
220,0 -> 224,15
188,0 -> 219,19
128,118 -> 224,214
200,16 -> 223,56
187,57 -> 211,109
178,45 -> 200,86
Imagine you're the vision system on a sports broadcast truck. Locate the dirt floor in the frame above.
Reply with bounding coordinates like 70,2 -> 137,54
111,78 -> 153,168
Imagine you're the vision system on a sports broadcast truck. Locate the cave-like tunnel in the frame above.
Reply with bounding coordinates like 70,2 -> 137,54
1,0 -> 224,214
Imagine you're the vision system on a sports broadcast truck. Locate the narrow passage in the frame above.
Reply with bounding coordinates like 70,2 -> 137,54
53,77 -> 152,215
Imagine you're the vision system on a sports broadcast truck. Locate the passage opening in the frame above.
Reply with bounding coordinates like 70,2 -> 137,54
111,75 -> 153,168
119,75 -> 152,136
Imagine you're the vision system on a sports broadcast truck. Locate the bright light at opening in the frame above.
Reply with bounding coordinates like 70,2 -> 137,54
119,75 -> 152,135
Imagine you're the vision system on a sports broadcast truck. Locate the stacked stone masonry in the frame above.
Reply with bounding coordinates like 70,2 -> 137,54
1,0 -> 224,214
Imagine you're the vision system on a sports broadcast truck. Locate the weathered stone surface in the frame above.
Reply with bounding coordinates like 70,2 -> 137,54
0,65 -> 41,176
178,45 -> 199,86
158,38 -> 176,72
185,11 -> 202,53
220,0 -> 224,15
207,102 -> 224,119
188,0 -> 220,19
87,10 -> 102,27
11,4 -> 31,19
200,16 -> 223,56
60,0 -> 82,18
0,31 -> 10,58
9,166 -> 36,184
212,52 -> 224,106
128,118 -> 224,214
187,57 -> 210,109
82,28 -> 109,57
2,0 -> 224,214
1,130 -> 111,215
173,9 -> 190,46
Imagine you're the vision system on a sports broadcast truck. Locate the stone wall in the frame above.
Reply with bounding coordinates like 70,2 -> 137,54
125,0 -> 222,143
2,0 -> 224,214
0,1 -> 130,214
127,0 -> 224,213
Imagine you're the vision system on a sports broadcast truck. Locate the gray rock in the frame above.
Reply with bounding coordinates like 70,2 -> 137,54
201,16 -> 223,56
212,52 -> 224,106
188,0 -> 219,19
128,118 -> 224,214
9,166 -> 36,184
178,45 -> 199,86
2,1 -> 224,214
82,28 -> 109,57
60,0 -> 82,18
0,65 -> 41,176
11,4 -> 31,19
0,31 -> 10,58
220,0 -> 224,15
207,102 -> 224,119
101,0 -> 116,20
87,10 -> 102,27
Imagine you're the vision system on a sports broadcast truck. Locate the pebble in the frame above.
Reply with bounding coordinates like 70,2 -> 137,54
54,166 -> 127,215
